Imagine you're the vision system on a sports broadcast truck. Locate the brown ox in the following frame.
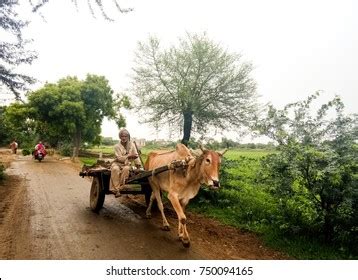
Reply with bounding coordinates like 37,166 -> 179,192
144,143 -> 226,247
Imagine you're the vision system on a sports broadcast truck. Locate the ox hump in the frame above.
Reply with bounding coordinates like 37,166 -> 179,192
175,143 -> 191,157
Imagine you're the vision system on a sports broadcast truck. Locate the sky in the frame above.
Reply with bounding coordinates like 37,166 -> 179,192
4,0 -> 358,142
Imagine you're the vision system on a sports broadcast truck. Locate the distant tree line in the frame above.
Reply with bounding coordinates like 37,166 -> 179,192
143,139 -> 276,150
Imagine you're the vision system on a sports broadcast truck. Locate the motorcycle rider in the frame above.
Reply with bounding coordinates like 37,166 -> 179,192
34,141 -> 47,158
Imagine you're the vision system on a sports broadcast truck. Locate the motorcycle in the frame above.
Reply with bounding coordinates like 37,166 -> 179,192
34,148 -> 46,162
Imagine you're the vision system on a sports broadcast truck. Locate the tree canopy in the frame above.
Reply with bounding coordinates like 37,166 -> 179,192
27,74 -> 118,156
0,102 -> 35,146
0,0 -> 37,99
131,33 -> 258,145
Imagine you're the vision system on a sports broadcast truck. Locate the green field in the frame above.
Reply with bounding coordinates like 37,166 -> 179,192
87,146 -> 115,154
224,149 -> 274,159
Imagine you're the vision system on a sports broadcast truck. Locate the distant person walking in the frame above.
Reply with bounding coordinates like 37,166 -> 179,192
10,140 -> 18,154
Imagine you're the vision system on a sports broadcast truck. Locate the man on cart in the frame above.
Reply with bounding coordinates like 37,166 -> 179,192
110,128 -> 142,197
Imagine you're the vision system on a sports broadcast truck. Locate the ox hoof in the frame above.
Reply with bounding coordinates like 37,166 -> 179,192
182,240 -> 191,248
179,236 -> 190,248
162,225 -> 170,231
145,214 -> 152,219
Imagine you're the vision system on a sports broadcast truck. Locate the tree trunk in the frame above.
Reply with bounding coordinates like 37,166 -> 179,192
72,128 -> 81,159
181,111 -> 193,146
322,201 -> 334,242
323,214 -> 333,242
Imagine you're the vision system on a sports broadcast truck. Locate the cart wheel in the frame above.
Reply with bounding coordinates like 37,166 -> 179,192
90,176 -> 105,212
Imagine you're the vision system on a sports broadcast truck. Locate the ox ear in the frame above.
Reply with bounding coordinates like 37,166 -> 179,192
217,149 -> 227,157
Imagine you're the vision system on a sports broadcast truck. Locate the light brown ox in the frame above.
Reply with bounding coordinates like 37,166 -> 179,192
144,143 -> 226,247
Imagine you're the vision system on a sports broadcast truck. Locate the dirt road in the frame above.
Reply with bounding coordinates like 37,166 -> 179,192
0,151 -> 288,260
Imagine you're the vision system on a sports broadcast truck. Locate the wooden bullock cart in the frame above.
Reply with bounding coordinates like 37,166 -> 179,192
79,160 -> 187,212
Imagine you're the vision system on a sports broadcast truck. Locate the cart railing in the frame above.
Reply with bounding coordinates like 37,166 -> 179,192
79,159 -> 188,184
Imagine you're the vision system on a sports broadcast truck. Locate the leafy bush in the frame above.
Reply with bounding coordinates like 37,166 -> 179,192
256,93 -> 358,253
58,142 -> 72,156
22,148 -> 32,156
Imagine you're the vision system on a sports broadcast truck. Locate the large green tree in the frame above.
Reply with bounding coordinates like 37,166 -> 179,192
132,33 -> 258,145
27,74 -> 119,157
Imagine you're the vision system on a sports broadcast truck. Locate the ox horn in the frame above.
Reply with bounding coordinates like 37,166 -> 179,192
199,144 -> 208,153
218,149 -> 227,156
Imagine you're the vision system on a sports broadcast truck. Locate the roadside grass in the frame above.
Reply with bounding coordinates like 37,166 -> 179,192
189,202 -> 351,259
262,231 -> 353,260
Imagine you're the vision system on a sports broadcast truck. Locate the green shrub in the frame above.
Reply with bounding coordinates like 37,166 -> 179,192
256,93 -> 358,254
58,142 -> 72,156
22,148 -> 32,156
